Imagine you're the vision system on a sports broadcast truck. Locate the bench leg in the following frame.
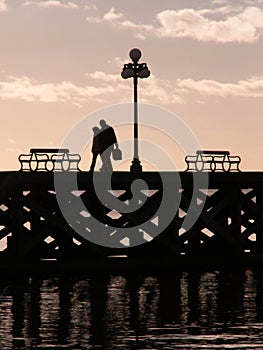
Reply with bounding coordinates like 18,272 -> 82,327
213,162 -> 224,172
185,161 -> 199,172
52,161 -> 63,171
34,161 -> 49,171
68,161 -> 81,171
19,161 -> 31,171
229,162 -> 241,172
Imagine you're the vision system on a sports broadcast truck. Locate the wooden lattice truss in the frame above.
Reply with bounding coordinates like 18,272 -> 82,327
0,173 -> 262,262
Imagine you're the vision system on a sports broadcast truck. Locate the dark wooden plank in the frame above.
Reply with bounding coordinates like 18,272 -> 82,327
196,150 -> 230,155
30,148 -> 69,153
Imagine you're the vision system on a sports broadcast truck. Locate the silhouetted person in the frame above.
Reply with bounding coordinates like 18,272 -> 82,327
89,127 -> 101,172
99,119 -> 118,172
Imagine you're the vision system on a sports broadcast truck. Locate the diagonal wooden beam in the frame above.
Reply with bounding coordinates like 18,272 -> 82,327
180,191 -> 242,250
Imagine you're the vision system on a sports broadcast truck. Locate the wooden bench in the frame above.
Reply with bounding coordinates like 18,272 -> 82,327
52,153 -> 82,171
19,148 -> 81,172
185,150 -> 241,172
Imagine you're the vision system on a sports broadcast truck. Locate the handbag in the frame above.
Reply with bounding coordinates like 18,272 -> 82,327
112,148 -> 122,160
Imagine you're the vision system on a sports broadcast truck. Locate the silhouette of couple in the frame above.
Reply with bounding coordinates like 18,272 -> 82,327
90,119 -> 119,172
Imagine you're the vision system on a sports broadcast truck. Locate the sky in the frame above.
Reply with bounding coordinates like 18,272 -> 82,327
1,0 -> 263,171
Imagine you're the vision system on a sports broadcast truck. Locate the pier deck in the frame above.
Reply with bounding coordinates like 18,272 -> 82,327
0,171 -> 263,271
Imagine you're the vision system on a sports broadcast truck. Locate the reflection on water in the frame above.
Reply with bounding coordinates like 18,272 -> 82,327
0,269 -> 263,349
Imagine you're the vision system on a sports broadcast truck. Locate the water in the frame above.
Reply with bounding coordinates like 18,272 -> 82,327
1,269 -> 263,349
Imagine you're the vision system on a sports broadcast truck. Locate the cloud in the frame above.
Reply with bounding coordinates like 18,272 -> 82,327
244,0 -> 263,4
177,76 -> 263,98
94,73 -> 263,100
2,72 -> 263,107
141,75 -> 184,104
0,0 -> 7,12
23,1 -> 78,9
198,6 -> 243,15
212,0 -> 263,4
0,73 -> 184,106
88,70 -> 263,102
157,7 -> 263,43
88,71 -> 263,102
107,56 -> 126,68
84,2 -> 97,11
0,76 -> 115,104
212,0 -> 229,4
87,71 -> 120,83
86,8 -> 154,40
87,6 -> 263,43
88,71 -> 184,104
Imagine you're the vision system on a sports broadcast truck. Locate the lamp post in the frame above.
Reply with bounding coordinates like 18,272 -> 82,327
121,48 -> 150,173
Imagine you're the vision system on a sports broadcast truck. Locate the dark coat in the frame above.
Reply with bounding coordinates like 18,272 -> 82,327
92,133 -> 101,153
99,126 -> 117,152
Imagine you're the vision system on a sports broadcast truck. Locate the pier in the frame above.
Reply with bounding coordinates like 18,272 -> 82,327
0,170 -> 263,272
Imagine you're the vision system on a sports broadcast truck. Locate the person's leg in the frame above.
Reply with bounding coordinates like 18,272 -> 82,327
100,149 -> 112,171
108,146 -> 114,171
100,151 -> 107,171
89,152 -> 98,171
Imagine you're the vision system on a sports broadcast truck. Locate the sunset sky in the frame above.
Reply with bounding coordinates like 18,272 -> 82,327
1,0 -> 263,171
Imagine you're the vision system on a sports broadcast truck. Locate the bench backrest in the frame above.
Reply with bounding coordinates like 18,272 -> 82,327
196,150 -> 230,155
30,148 -> 69,153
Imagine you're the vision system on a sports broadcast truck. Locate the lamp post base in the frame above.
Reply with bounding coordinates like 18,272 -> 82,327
130,158 -> 143,173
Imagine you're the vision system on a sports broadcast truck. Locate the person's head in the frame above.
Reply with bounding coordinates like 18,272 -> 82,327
92,126 -> 100,135
99,119 -> 107,128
